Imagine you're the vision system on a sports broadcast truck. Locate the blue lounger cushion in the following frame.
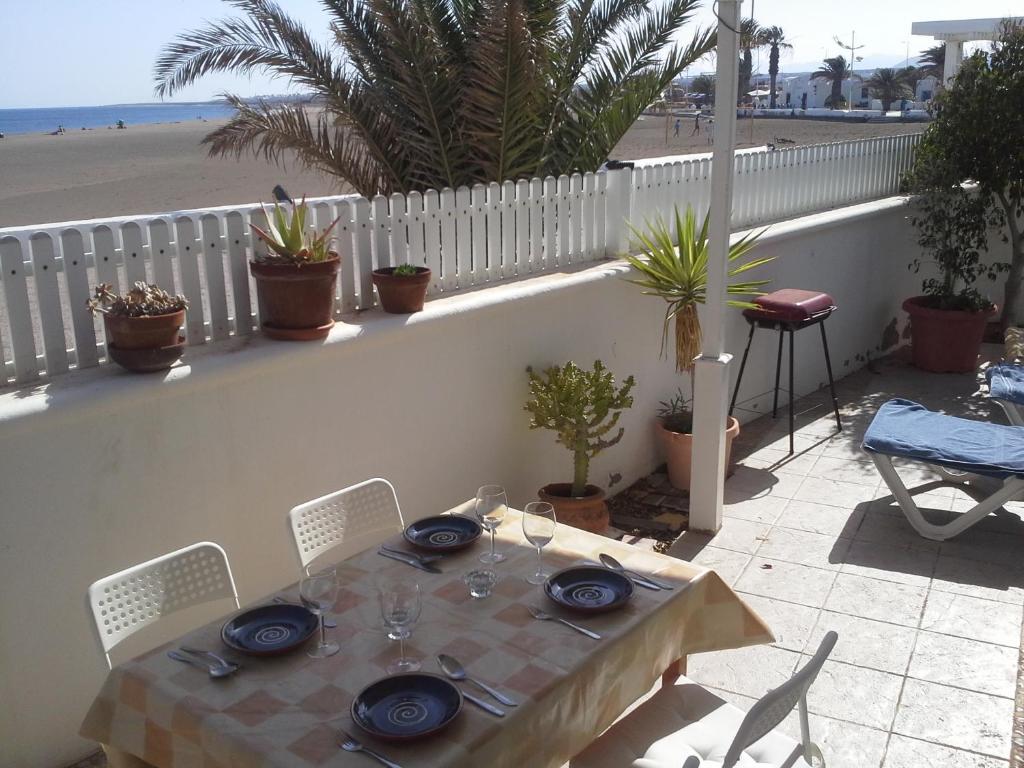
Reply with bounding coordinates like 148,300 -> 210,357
863,399 -> 1024,479
987,363 -> 1024,404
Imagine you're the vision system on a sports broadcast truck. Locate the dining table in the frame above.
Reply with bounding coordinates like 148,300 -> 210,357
81,501 -> 774,767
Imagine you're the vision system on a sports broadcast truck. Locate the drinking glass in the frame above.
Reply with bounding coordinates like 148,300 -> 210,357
475,485 -> 508,564
379,581 -> 422,674
300,566 -> 340,658
522,501 -> 557,584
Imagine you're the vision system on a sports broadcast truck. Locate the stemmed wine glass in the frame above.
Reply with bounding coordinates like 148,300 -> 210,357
300,566 -> 340,658
379,580 -> 422,674
475,485 -> 508,564
522,501 -> 557,584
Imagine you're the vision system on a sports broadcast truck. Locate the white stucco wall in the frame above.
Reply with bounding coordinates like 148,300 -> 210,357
0,195 -> 1006,767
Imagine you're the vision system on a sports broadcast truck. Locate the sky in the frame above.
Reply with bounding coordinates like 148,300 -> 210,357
0,0 -> 1020,109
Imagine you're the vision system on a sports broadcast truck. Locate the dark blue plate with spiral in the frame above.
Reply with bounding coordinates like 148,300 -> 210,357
352,673 -> 464,741
220,604 -> 318,656
403,515 -> 482,552
544,566 -> 634,614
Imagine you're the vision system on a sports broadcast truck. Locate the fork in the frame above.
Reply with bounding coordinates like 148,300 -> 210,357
527,604 -> 601,640
338,730 -> 402,768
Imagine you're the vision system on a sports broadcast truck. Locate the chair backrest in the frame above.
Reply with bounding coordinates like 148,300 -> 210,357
87,542 -> 239,668
288,478 -> 405,572
722,631 -> 838,768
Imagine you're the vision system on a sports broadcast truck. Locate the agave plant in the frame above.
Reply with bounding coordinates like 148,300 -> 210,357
250,199 -> 341,265
153,0 -> 715,197
624,205 -> 773,372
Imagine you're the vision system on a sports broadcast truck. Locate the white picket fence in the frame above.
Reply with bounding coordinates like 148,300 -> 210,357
0,132 -> 921,386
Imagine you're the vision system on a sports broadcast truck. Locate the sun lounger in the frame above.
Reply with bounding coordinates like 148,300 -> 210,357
987,363 -> 1024,426
863,398 -> 1024,540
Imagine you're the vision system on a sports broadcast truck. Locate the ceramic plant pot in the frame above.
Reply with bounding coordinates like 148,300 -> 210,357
656,416 -> 740,491
250,253 -> 340,340
538,483 -> 608,533
902,296 -> 996,373
103,309 -> 185,350
372,267 -> 431,314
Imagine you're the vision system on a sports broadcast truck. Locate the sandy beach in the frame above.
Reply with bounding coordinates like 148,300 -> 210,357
0,115 -> 925,228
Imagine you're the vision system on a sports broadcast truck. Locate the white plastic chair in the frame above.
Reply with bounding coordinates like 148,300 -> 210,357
288,478 -> 405,572
573,632 -> 838,768
87,542 -> 239,668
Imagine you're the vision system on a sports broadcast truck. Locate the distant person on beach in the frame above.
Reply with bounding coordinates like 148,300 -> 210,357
116,120 -> 126,129
673,118 -> 680,137
690,113 -> 700,135
705,118 -> 714,145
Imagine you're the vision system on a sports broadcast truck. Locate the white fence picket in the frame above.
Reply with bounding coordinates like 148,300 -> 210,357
422,191 -> 444,294
371,196 -> 390,272
0,237 -> 39,383
28,234 -> 68,375
470,184 -> 487,284
530,178 -> 544,271
406,192 -> 425,271
225,212 -> 253,335
121,223 -> 149,285
389,192 -> 408,269
148,220 -> 176,294
174,217 -> 205,345
92,226 -> 120,294
60,229 -> 99,369
353,197 -> 373,308
200,215 -> 230,341
439,189 -> 457,292
485,183 -> 501,282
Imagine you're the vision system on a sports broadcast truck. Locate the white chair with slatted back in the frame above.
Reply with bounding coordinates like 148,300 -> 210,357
87,542 -> 240,669
288,478 -> 406,572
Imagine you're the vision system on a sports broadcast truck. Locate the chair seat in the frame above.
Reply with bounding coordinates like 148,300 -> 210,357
573,677 -> 805,768
743,289 -> 835,323
988,363 -> 1024,405
863,398 -> 1024,479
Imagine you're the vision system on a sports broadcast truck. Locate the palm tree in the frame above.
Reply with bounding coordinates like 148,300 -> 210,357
812,55 -> 855,109
692,74 -> 715,107
760,26 -> 792,109
737,18 -> 762,103
865,68 -> 910,113
918,44 -> 945,79
154,0 -> 715,197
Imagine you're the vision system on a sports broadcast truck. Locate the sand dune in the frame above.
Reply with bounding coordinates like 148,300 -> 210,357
0,115 -> 925,229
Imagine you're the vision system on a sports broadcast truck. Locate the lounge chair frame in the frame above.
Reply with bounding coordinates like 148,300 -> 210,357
868,452 -> 1024,541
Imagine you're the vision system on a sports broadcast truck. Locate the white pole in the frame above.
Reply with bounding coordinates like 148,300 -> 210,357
689,0 -> 741,533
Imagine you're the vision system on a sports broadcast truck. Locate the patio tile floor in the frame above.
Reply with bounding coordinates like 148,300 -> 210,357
664,350 -> 1023,767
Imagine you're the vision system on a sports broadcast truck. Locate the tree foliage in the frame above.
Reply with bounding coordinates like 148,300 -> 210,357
906,22 -> 1024,323
865,67 -> 910,112
812,55 -> 855,108
761,25 -> 792,109
918,44 -> 945,79
154,0 -> 715,196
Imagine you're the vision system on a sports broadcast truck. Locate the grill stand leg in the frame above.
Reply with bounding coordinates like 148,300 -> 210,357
729,323 -> 756,417
788,328 -> 795,455
819,321 -> 842,433
772,327 -> 784,418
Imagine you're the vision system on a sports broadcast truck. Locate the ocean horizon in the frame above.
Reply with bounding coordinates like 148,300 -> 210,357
0,102 -> 237,136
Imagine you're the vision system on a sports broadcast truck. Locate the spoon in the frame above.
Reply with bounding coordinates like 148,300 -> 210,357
526,605 -> 601,640
436,654 -> 519,706
338,730 -> 403,768
599,553 -> 674,590
274,596 -> 336,628
167,649 -> 238,678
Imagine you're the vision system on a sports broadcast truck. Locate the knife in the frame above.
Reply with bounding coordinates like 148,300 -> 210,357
461,691 -> 506,717
377,549 -> 441,573
622,572 -> 664,591
624,569 -> 675,590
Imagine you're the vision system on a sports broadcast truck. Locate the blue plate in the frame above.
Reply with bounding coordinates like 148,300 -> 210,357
403,515 -> 482,552
544,566 -> 634,614
352,673 -> 463,741
221,604 -> 318,656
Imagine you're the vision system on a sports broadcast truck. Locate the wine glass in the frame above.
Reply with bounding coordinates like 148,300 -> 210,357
300,566 -> 339,658
475,485 -> 508,564
379,581 -> 422,674
522,501 -> 557,584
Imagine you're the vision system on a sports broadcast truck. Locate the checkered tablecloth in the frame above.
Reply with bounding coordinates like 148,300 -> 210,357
81,506 -> 773,767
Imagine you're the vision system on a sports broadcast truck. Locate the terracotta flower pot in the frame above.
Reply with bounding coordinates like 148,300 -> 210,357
902,296 -> 996,373
372,267 -> 431,314
656,416 -> 740,492
103,309 -> 185,350
250,253 -> 340,341
538,483 -> 607,533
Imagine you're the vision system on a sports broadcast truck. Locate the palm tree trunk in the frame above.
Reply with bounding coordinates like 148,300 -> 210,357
769,46 -> 779,108
832,79 -> 842,107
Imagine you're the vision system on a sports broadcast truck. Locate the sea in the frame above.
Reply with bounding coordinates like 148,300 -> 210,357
0,102 -> 238,136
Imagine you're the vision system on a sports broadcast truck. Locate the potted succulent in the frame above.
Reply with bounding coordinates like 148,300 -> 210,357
524,360 -> 636,533
902,183 -> 1005,372
372,263 -> 431,314
250,198 -> 342,340
87,282 -> 188,372
623,204 -> 772,491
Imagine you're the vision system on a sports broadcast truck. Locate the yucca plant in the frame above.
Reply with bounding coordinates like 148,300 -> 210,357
250,199 -> 341,265
153,0 -> 715,196
624,204 -> 773,373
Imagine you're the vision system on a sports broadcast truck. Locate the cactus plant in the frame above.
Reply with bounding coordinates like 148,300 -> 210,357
250,198 -> 341,265
525,360 -> 636,498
